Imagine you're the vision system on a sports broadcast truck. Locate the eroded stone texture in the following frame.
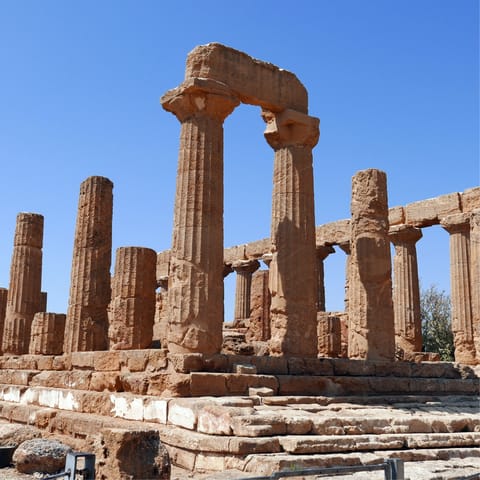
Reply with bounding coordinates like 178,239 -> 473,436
185,43 -> 308,113
247,270 -> 271,342
96,428 -> 170,480
108,247 -> 157,350
153,289 -> 169,348
2,213 -> 44,354
316,246 -> 335,311
471,210 -> 480,361
264,109 -> 319,357
348,169 -> 395,361
317,312 -> 341,358
441,213 -> 476,364
0,288 -> 7,353
162,79 -> 239,354
315,219 -> 350,246
64,176 -> 113,353
389,225 -> 423,357
29,312 -> 66,355
462,187 -> 480,213
405,193 -> 461,227
233,259 -> 260,323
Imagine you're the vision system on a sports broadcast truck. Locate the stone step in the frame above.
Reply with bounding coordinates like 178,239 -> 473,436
1,384 -> 478,437
0,366 -> 478,397
239,448 -> 480,477
0,398 -> 479,475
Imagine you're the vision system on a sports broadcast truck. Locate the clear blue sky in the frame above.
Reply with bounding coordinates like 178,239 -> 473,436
0,1 -> 478,321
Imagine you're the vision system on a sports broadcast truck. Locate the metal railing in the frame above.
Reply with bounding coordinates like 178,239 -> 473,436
242,459 -> 404,480
43,452 -> 95,480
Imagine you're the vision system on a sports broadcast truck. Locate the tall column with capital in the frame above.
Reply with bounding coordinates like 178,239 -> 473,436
471,210 -> 480,361
63,176 -> 113,353
263,109 -> 319,357
316,245 -> 335,311
161,79 -> 239,354
2,213 -> 44,354
441,213 -> 475,364
348,169 -> 395,361
389,225 -> 423,356
233,259 -> 260,324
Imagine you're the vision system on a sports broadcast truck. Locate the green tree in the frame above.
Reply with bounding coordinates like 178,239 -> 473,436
421,285 -> 454,361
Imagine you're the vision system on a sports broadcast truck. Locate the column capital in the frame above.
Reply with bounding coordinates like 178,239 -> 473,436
441,213 -> 470,234
262,109 -> 320,150
232,259 -> 260,274
389,224 -> 423,245
316,245 -> 335,261
161,78 -> 240,123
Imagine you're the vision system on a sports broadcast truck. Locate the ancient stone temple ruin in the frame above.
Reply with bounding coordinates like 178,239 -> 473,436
0,43 -> 478,479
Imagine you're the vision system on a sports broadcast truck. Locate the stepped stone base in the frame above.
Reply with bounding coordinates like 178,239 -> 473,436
0,351 -> 478,478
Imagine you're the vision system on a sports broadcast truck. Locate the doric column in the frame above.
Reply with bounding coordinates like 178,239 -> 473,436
348,169 -> 395,361
161,79 -> 239,354
389,225 -> 423,356
317,312 -> 342,358
441,213 -> 475,364
338,241 -> 351,314
263,108 -> 320,357
471,210 -> 480,361
316,245 -> 335,311
108,247 -> 157,350
63,176 -> 113,353
2,213 -> 43,354
29,313 -> 66,355
233,259 -> 260,323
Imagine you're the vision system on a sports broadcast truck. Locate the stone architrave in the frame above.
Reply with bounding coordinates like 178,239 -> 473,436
233,259 -> 260,324
63,176 -> 113,353
2,213 -> 44,354
389,224 -> 423,356
316,245 -> 335,311
338,241 -> 351,315
0,288 -> 7,353
348,169 -> 395,361
263,109 -> 320,357
317,312 -> 342,358
247,269 -> 271,342
161,79 -> 239,354
471,210 -> 480,361
441,213 -> 476,364
108,247 -> 157,350
29,313 -> 66,355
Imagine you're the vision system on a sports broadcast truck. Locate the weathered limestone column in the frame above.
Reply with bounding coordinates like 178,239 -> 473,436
338,241 -> 351,314
2,213 -> 44,354
389,225 -> 423,356
247,269 -> 271,342
161,79 -> 239,354
108,247 -> 157,350
316,245 -> 335,311
471,210 -> 480,361
29,313 -> 66,355
233,259 -> 260,323
317,312 -> 342,357
348,169 -> 395,361
441,213 -> 476,364
0,288 -> 7,353
63,176 -> 113,353
263,109 -> 320,357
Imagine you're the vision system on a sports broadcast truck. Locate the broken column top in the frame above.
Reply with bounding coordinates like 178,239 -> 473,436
14,212 -> 44,248
177,43 -> 308,113
351,169 -> 389,219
